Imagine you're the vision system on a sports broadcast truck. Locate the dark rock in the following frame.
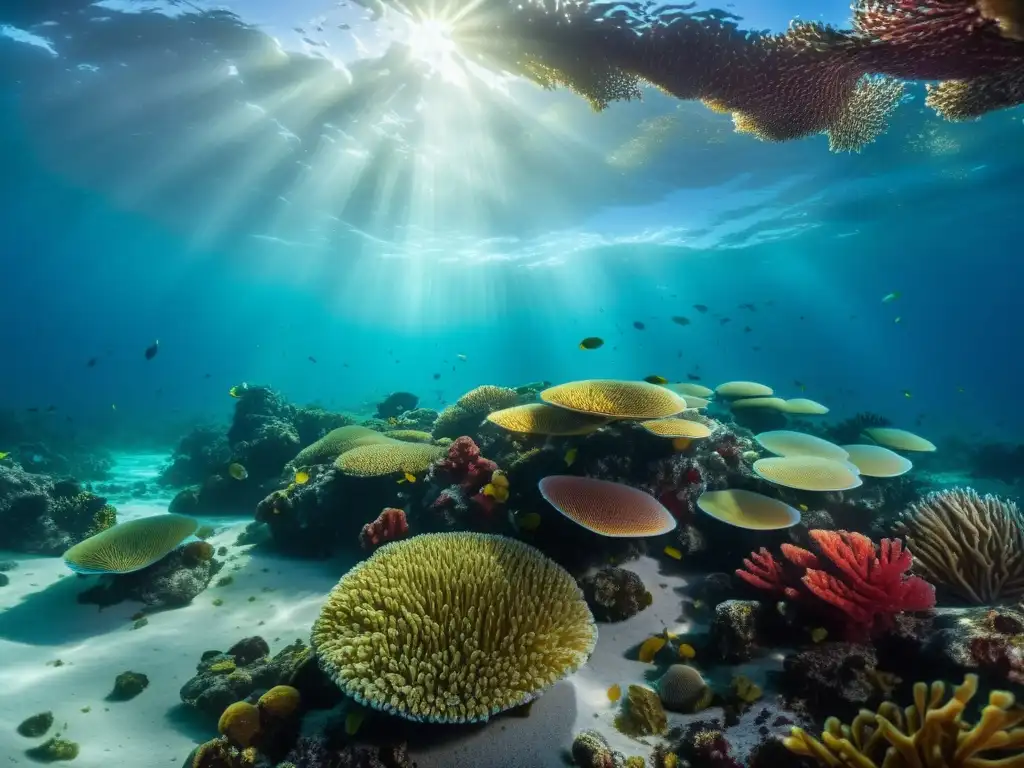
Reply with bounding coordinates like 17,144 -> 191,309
25,736 -> 79,762
0,465 -> 118,555
692,572 -> 738,608
16,711 -> 53,737
180,638 -> 331,720
571,730 -> 625,768
0,560 -> 16,571
77,548 -> 223,609
109,671 -> 149,701
376,392 -> 419,419
391,408 -> 438,431
0,573 -> 8,587
710,600 -> 764,662
159,426 -> 231,487
923,606 -> 1024,687
284,736 -> 411,768
580,567 -> 652,622
781,642 -> 892,721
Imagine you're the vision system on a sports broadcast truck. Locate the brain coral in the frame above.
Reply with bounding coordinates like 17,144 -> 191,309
311,532 -> 597,723
62,514 -> 198,574
291,426 -> 391,466
334,442 -> 444,477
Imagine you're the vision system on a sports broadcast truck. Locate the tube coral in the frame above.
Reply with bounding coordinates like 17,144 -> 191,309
736,529 -> 935,638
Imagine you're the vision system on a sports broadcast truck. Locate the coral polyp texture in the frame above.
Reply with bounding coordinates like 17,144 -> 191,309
540,379 -> 686,419
755,430 -> 850,461
862,427 -> 937,452
291,425 -> 391,466
716,381 -> 775,398
639,418 -> 713,439
62,514 -> 199,574
753,456 -> 863,491
539,476 -> 677,537
842,444 -> 913,477
895,487 -> 1024,603
785,673 -> 1024,767
697,489 -> 801,531
486,403 -> 611,435
334,441 -> 444,477
310,532 -> 597,723
737,529 -> 935,637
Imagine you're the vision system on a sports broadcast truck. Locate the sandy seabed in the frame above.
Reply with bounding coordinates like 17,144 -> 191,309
0,454 -> 791,768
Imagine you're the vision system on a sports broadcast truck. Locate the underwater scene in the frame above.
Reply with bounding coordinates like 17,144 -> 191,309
3,0 -> 1024,766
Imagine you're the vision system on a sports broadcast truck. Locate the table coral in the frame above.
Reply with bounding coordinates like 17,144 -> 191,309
736,530 -> 935,639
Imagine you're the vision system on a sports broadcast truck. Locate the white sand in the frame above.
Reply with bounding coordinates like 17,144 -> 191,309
0,453 -> 795,767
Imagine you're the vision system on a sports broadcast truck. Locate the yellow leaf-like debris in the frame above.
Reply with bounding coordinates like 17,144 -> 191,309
311,533 -> 597,723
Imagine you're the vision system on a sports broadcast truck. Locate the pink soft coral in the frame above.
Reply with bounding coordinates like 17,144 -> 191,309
431,436 -> 497,491
359,507 -> 408,549
736,529 -> 935,638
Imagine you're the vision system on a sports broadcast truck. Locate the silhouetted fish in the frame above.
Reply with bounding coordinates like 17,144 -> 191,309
144,340 -> 160,360
694,304 -> 708,313
308,356 -> 317,363
86,357 -> 97,368
433,373 -> 441,380
633,321 -> 645,330
687,372 -> 701,381
671,316 -> 690,326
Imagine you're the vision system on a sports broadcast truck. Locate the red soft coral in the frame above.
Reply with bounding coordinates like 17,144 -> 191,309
431,436 -> 497,492
359,507 -> 408,550
736,529 -> 935,638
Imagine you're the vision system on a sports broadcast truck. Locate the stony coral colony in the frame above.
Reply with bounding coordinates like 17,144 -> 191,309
24,374 -> 1024,766
76,373 -> 1020,768
436,0 -> 1024,151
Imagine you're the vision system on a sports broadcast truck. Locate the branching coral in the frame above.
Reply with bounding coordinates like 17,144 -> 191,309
311,532 -> 597,723
736,529 -> 935,637
894,487 -> 1024,603
785,673 -> 1024,767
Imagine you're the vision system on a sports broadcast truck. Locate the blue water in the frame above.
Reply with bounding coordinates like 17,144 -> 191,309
0,0 -> 1021,448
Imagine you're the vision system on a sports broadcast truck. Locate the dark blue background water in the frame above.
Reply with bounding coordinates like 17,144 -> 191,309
0,0 -> 1020,449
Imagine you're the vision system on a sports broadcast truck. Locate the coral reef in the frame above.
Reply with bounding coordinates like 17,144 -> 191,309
0,467 -> 119,555
431,385 -> 520,440
180,638 -> 323,720
109,670 -> 149,701
781,642 -> 899,722
580,566 -> 653,622
895,487 -> 1024,603
311,532 -> 596,723
424,436 -> 505,524
359,507 -> 408,549
160,426 -> 232,487
710,600 -> 766,663
375,391 -> 418,419
76,542 -> 222,609
26,736 -> 80,762
572,729 -> 628,768
736,529 -> 935,639
17,711 -> 54,737
615,685 -> 668,736
785,673 -> 1024,766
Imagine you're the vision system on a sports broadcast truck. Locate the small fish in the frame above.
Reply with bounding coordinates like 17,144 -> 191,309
894,316 -> 902,324
811,627 -> 828,643
46,405 -> 56,412
671,316 -> 691,326
229,383 -> 249,398
794,380 -> 806,392
144,340 -> 160,360
308,356 -> 317,363
719,317 -> 731,325
882,291 -> 900,303
0,452 -> 9,460
515,512 -> 542,532
903,390 -> 912,399
687,372 -> 702,381
633,321 -> 646,330
294,470 -> 310,485
692,599 -> 704,610
579,337 -> 604,350
693,304 -> 708,313
743,326 -> 752,333
678,643 -> 696,660
607,684 -> 622,702
672,437 -> 691,452
204,373 -> 211,378
644,375 -> 668,385
403,471 -> 416,484
798,504 -> 809,512
86,357 -> 97,368
638,635 -> 667,663
457,354 -> 468,361
345,709 -> 365,736
564,447 -> 578,467
433,373 -> 441,380
663,545 -> 683,560
27,407 -> 38,413
739,303 -> 756,311
956,386 -> 965,394
228,462 -> 248,481
111,404 -> 117,411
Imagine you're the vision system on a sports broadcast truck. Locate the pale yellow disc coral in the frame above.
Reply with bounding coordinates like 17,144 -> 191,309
697,489 -> 801,530
63,514 -> 199,575
863,427 -> 937,452
682,396 -> 711,409
755,430 -> 849,461
842,444 -> 913,478
541,380 -> 686,419
667,383 -> 714,398
311,532 -> 597,724
715,381 -> 774,398
780,398 -> 829,415
753,456 -> 863,491
335,442 -> 444,477
640,418 -> 713,439
292,426 -> 391,465
730,397 -> 787,410
486,404 -> 611,436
